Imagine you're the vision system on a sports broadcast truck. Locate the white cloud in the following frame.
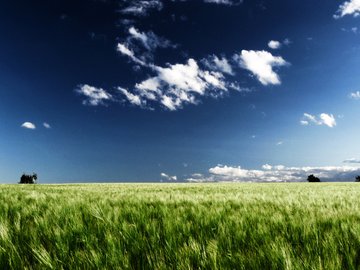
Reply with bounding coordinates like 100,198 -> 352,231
342,27 -> 359,33
262,164 -> 272,170
120,0 -> 242,16
283,38 -> 292,46
160,172 -> 177,181
203,55 -> 234,75
303,113 -> 317,123
117,43 -> 147,66
320,113 -> 337,128
117,87 -> 143,106
21,122 -> 36,130
77,0 -> 285,111
43,122 -> 51,129
118,58 -> 227,110
234,50 -> 288,85
117,43 -> 134,57
156,60 -> 226,107
268,40 -> 281,49
156,59 -> 215,94
301,113 -> 337,128
128,26 -> 175,52
129,27 -> 150,48
120,0 -> 163,16
186,164 -> 360,182
344,158 -> 360,163
186,173 -> 212,183
276,141 -> 283,146
203,0 -> 242,5
335,0 -> 360,18
76,84 -> 113,106
349,91 -> 360,100
135,78 -> 160,100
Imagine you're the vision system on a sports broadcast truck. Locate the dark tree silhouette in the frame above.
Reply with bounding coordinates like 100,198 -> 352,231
307,174 -> 320,182
356,176 -> 360,182
19,173 -> 37,184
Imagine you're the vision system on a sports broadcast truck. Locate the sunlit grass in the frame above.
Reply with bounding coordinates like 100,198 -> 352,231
0,183 -> 360,269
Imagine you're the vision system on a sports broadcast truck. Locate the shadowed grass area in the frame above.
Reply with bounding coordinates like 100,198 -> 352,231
0,183 -> 360,269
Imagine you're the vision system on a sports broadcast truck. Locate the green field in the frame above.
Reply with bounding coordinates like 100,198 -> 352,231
1,183 -> 360,269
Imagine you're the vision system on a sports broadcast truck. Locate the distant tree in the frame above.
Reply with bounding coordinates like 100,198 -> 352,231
19,173 -> 37,184
307,174 -> 320,182
356,176 -> 360,182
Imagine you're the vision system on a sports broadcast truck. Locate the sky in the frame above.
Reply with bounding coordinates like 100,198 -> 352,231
1,0 -> 360,183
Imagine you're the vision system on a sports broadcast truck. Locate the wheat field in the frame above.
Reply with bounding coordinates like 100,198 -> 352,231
0,183 -> 360,269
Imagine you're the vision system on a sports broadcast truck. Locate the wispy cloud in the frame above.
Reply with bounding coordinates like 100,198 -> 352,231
160,172 -> 177,181
128,26 -> 176,52
301,113 -> 337,128
203,0 -> 243,5
117,43 -> 147,66
234,50 -> 289,85
344,158 -> 360,163
120,0 -> 163,16
342,27 -> 358,34
283,38 -> 292,46
119,0 -> 242,17
43,122 -> 51,129
21,122 -> 36,130
349,91 -> 360,100
76,84 -> 113,106
117,87 -> 143,106
203,55 -> 234,75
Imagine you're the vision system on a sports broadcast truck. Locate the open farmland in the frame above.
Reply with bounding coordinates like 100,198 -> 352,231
0,183 -> 360,269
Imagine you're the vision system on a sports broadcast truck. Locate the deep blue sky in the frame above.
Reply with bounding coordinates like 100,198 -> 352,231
1,0 -> 360,183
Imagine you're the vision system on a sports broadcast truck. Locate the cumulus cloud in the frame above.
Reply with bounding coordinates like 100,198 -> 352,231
78,1 -> 286,110
118,58 -> 227,110
320,113 -> 337,127
349,91 -> 360,100
43,122 -> 51,129
268,40 -> 281,49
234,50 -> 288,85
160,172 -> 177,181
21,122 -> 36,130
334,0 -> 360,18
262,164 -> 272,170
76,84 -> 113,106
301,113 -> 337,128
187,164 -> 360,182
156,59 -> 226,94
